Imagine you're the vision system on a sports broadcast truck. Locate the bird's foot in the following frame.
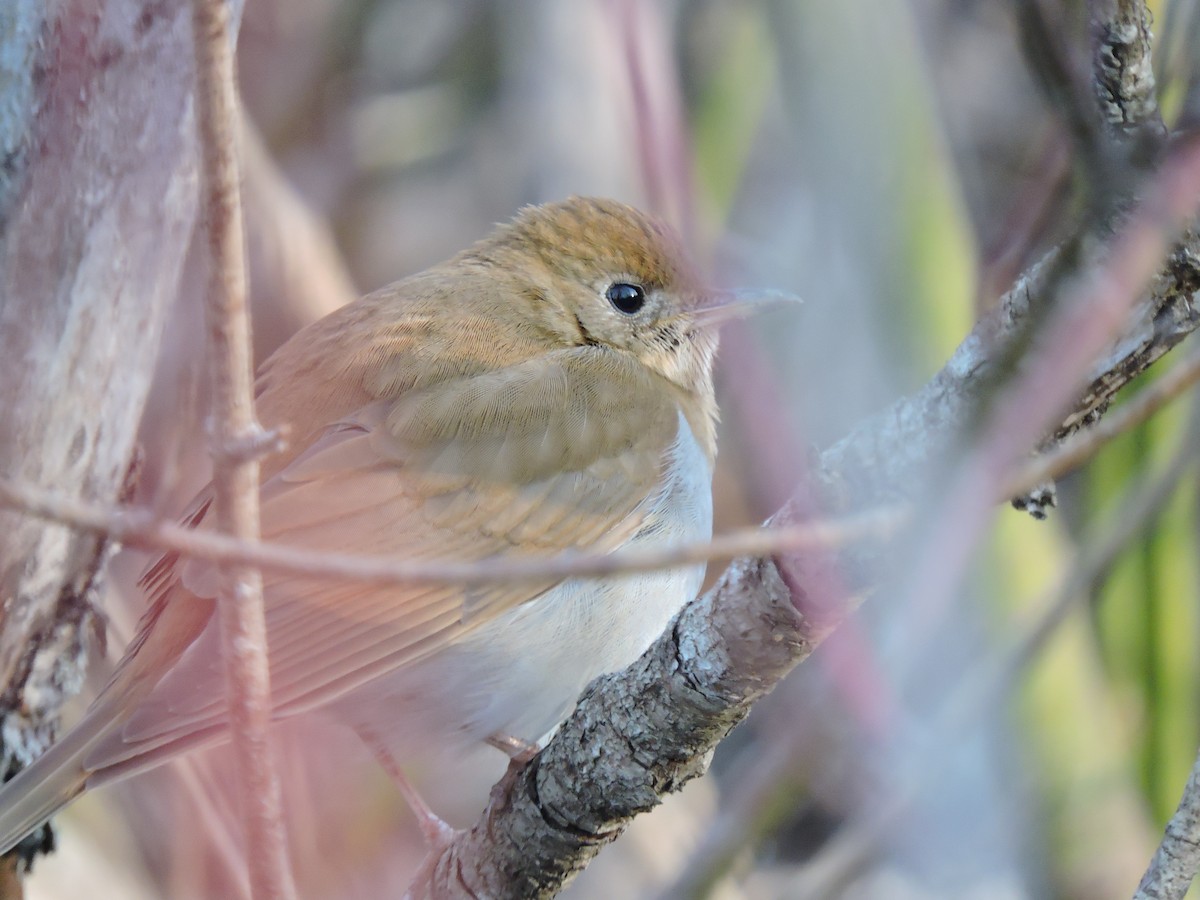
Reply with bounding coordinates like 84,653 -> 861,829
486,732 -> 540,765
356,726 -> 461,851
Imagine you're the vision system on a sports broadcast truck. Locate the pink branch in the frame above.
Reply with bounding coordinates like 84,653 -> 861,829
190,1 -> 296,897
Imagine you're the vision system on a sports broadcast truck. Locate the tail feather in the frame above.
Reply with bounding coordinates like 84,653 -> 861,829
0,582 -> 221,854
0,696 -> 124,855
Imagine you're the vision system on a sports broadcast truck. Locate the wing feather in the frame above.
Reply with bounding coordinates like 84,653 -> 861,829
99,347 -> 680,768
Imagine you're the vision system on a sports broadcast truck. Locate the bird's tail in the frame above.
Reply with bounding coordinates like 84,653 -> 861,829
0,691 -> 126,855
0,566 -> 224,855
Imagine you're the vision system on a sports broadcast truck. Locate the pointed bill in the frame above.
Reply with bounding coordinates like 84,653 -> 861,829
685,287 -> 803,328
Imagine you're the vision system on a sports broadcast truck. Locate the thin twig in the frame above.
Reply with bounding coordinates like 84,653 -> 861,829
190,1 -> 296,897
0,476 -> 903,586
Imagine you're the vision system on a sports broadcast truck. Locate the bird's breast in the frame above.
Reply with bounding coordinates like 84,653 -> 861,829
350,409 -> 714,750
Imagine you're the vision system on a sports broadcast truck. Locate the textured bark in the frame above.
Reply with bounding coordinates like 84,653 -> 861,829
0,0 -> 202,859
409,558 -> 809,899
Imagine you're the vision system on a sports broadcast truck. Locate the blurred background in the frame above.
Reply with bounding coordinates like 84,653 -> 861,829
26,0 -> 1200,897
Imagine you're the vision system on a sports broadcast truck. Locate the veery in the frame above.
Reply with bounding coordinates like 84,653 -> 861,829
0,197 -> 768,853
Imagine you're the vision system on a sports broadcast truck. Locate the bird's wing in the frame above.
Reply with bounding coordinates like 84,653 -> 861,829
97,347 -> 680,764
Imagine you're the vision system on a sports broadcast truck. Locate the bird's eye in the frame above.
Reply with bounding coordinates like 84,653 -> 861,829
605,282 -> 647,315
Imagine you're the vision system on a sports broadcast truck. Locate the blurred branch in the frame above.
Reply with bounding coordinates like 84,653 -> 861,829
676,150 -> 1200,900
784,408 -> 1196,900
190,0 -> 296,896
819,212 -> 1200,515
986,409 -> 1198,702
976,132 -> 1071,312
1174,0 -> 1200,132
239,107 -> 358,360
963,0 -> 1169,520
1012,0 -> 1113,184
611,0 -> 694,236
3,324 -> 1197,609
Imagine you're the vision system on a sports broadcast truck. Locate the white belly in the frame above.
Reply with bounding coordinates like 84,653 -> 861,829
344,411 -> 713,750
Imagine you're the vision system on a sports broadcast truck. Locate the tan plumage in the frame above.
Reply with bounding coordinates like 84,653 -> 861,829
0,197 -> 730,852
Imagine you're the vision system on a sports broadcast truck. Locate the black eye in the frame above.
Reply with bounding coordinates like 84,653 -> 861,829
605,282 -> 647,315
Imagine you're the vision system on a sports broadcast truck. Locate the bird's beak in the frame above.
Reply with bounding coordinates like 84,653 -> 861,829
685,287 -> 803,329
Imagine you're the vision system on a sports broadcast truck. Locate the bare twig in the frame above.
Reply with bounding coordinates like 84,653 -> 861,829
0,476 -> 902,587
884,132 -> 1200,680
2,330 -> 1196,603
819,153 -> 1200,515
6,325 -> 1200,603
190,1 -> 296,897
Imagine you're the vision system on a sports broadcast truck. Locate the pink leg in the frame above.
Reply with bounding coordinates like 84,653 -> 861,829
356,726 -> 458,851
486,732 -> 540,764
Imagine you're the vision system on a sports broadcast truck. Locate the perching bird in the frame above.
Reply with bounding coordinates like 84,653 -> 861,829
0,196 -> 769,854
